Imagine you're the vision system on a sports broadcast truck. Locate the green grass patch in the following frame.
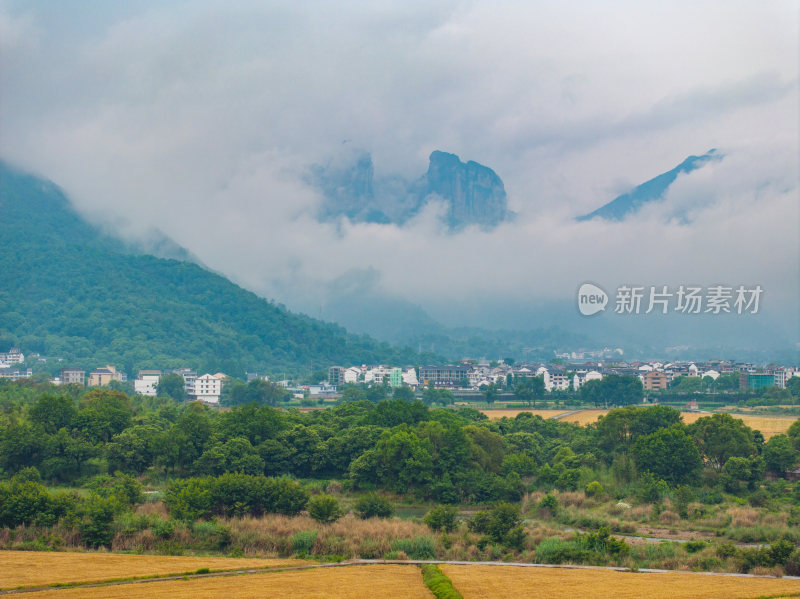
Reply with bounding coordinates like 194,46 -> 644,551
419,564 -> 463,599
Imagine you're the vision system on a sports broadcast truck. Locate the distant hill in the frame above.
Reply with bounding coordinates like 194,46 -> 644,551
311,150 -> 512,230
577,150 -> 721,222
0,162 -> 436,377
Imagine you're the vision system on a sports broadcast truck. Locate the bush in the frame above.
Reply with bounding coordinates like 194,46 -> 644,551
469,502 -> 524,548
684,540 -> 707,554
785,549 -> 800,576
291,530 -> 318,555
354,493 -> 393,519
538,493 -> 559,513
424,505 -> 458,533
390,535 -> 436,560
307,494 -> 343,524
585,481 -> 603,497
79,494 -> 118,548
535,537 -> 590,565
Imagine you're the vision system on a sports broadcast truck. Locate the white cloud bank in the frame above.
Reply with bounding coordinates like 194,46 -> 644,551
0,0 -> 797,340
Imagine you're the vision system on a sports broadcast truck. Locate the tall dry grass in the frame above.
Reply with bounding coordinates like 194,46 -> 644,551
224,514 -> 431,558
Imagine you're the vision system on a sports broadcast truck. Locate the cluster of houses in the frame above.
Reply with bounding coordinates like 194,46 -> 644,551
3,346 -> 797,406
52,366 -> 227,405
328,359 -> 799,393
0,348 -> 31,381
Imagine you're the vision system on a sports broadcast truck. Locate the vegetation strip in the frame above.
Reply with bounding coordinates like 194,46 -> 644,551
419,564 -> 464,599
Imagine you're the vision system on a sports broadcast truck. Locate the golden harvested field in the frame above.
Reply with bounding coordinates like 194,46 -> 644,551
480,409 -> 568,420
0,551 -> 305,589
555,410 -> 797,438
681,413 -> 797,439
559,409 -> 609,425
440,564 -> 800,599
18,565 -> 431,599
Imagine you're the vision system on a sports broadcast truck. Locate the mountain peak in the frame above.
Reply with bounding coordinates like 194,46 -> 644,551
311,149 -> 511,231
577,149 -> 722,222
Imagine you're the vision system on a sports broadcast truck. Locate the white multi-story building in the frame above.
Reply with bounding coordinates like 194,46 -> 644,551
0,348 -> 24,365
344,367 -> 361,384
194,373 -> 222,404
134,370 -> 162,396
402,368 -> 419,387
573,370 -> 603,389
0,366 -> 31,380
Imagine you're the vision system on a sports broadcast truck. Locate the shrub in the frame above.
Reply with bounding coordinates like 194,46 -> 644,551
538,493 -> 559,513
307,494 -> 343,524
354,493 -> 393,519
469,503 -> 523,547
291,530 -> 318,555
768,538 -> 796,566
784,549 -> 800,576
424,505 -> 459,533
390,535 -> 436,560
684,540 -> 707,554
585,481 -> 603,497
535,537 -> 590,565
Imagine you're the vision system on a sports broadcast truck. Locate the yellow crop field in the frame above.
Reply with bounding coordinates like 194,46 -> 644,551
555,410 -> 796,438
559,409 -> 608,425
440,564 -> 800,599
0,551 -> 305,589
680,413 -> 797,439
481,409 -> 568,420
19,565 -> 431,599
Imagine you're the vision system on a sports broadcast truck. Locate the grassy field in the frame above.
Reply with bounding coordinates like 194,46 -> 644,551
0,551 -> 306,589
440,564 -> 800,599
17,564 -> 431,599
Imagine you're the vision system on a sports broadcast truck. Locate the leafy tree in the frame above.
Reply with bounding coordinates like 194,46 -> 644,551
307,493 -> 343,523
28,394 -> 76,434
788,418 -> 800,451
469,502 -> 525,548
632,426 -> 702,485
670,376 -> 702,393
79,493 -> 119,548
762,434 -> 797,476
156,374 -> 187,400
688,413 -> 757,470
424,505 -> 459,532
105,424 -> 164,474
786,377 -> 800,399
721,456 -> 765,493
392,386 -> 415,402
482,383 -> 499,406
514,376 -> 545,408
353,492 -> 394,519
350,428 -> 433,492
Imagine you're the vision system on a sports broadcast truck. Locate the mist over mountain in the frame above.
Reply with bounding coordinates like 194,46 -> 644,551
577,150 -> 722,222
311,149 -> 512,230
0,162 -> 436,375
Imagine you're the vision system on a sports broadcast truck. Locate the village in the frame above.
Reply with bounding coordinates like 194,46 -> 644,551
1,346 -> 796,406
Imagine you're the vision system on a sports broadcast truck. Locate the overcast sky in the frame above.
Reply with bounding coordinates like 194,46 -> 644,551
1,1 -> 797,340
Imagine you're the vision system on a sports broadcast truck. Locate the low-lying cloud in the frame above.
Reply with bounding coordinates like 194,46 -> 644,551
0,0 -> 797,343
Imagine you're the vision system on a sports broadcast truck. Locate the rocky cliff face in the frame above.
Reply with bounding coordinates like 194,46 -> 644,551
412,150 -> 509,230
311,149 -> 511,230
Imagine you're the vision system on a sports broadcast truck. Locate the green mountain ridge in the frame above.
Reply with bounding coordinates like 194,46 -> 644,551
0,162 -> 436,377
